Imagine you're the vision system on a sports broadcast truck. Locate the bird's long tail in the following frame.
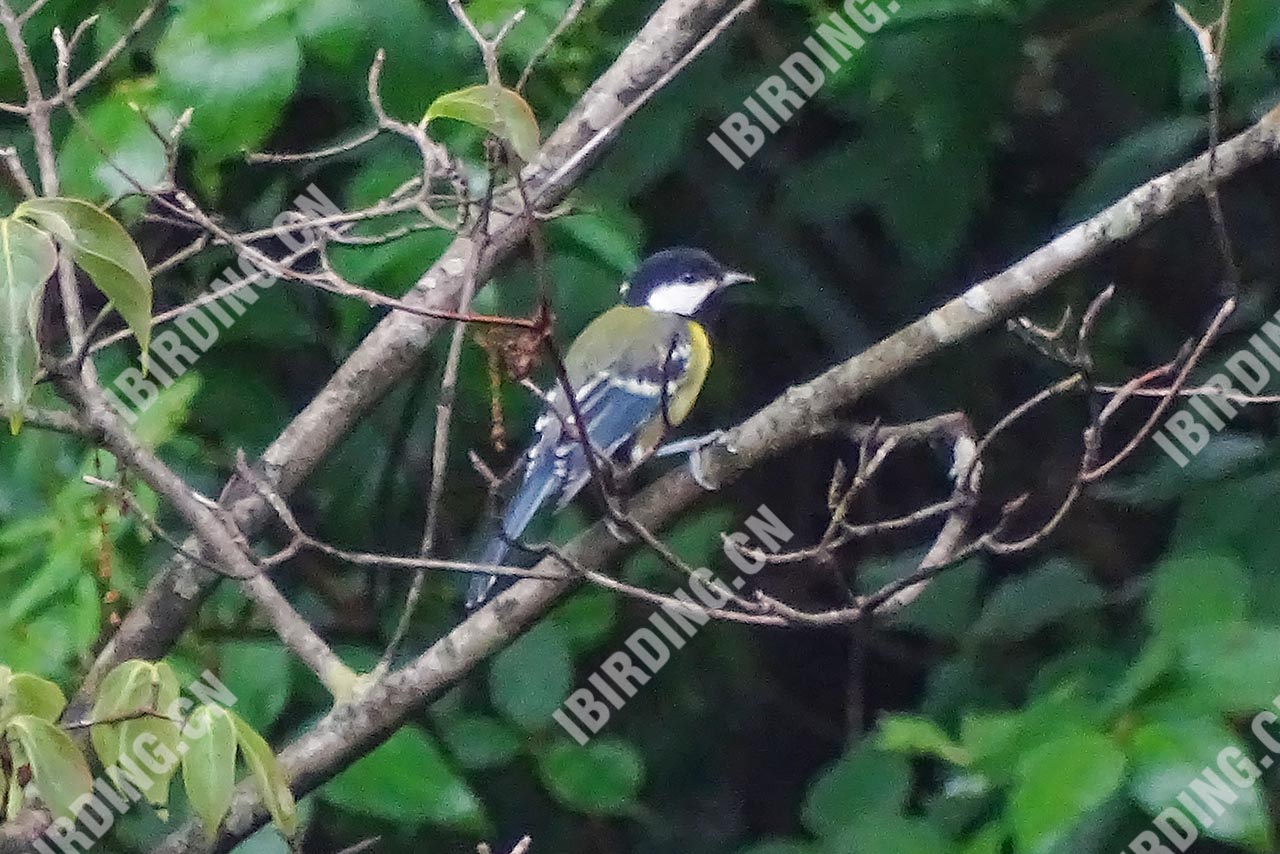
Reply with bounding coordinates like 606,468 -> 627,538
465,453 -> 559,610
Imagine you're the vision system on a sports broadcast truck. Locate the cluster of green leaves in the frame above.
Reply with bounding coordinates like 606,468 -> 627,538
0,663 -> 91,823
95,659 -> 296,839
320,582 -> 641,835
45,0 -> 548,204
773,0 -> 1280,277
0,198 -> 150,431
743,484 -> 1280,854
0,659 -> 294,841
0,372 -> 200,687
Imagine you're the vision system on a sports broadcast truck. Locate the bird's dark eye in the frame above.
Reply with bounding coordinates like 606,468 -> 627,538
679,272 -> 696,284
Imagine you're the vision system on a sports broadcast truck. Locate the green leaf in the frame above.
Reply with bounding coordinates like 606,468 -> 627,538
537,737 -> 645,815
90,659 -> 156,777
153,661 -> 181,702
1065,117 -> 1205,221
877,714 -> 970,765
1170,469 -> 1280,573
57,80 -> 177,205
734,842 -> 821,854
489,620 -> 572,730
552,211 -> 642,277
322,725 -> 483,830
551,587 -> 619,653
1146,553 -> 1249,637
231,712 -> 298,838
219,641 -> 292,731
1104,639 -> 1176,715
961,823 -> 1007,854
1009,731 -> 1125,854
865,554 -> 983,640
0,218 -> 56,433
126,663 -> 182,812
971,558 -> 1105,640
1177,623 -> 1280,711
0,672 -> 67,726
961,693 -> 1097,783
828,814 -> 957,854
224,824 -> 295,854
1096,434 -> 1271,506
182,704 -> 237,838
5,714 -> 93,822
1029,644 -> 1129,704
154,3 -> 302,171
89,659 -> 182,810
438,713 -> 522,770
1125,720 -> 1270,849
425,84 -> 540,161
802,745 -> 911,838
131,373 -> 202,447
296,0 -> 365,69
4,542 -> 83,637
14,198 -> 152,358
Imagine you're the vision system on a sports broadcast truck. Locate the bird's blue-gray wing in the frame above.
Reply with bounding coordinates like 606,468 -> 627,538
466,321 -> 692,609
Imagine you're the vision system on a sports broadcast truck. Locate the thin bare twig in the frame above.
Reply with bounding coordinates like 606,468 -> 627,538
447,0 -> 526,86
1085,297 -> 1235,481
44,0 -> 166,111
15,0 -> 50,26
247,127 -> 380,164
517,0 -> 586,91
1174,1 -> 1239,295
82,475 -> 246,580
0,145 -> 35,197
379,195 -> 494,670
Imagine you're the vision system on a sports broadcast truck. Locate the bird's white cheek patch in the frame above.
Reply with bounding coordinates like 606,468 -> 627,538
646,283 -> 715,314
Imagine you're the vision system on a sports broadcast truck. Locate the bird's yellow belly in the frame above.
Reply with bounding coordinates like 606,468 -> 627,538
668,321 -> 711,425
633,321 -> 711,458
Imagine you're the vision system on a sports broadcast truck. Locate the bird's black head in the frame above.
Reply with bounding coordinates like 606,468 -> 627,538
620,247 -> 753,319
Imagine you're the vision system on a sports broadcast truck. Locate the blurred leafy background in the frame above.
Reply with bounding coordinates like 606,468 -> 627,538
2,0 -> 1280,851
